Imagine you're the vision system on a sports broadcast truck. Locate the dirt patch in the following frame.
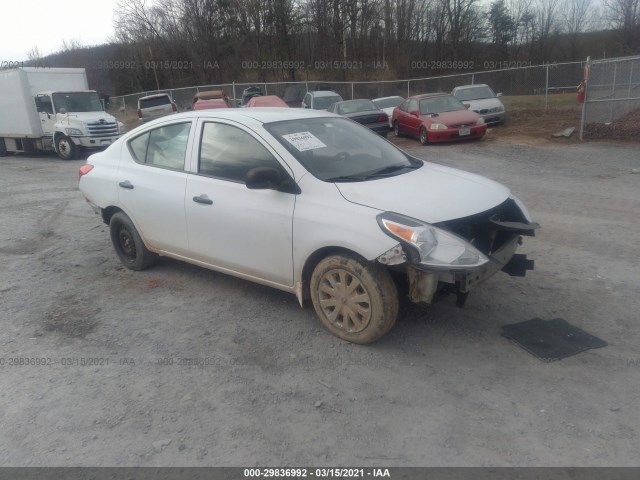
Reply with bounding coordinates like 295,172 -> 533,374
40,295 -> 101,338
489,108 -> 583,144
584,108 -> 640,141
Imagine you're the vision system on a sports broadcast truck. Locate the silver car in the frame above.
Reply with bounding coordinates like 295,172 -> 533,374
451,84 -> 506,125
137,93 -> 177,123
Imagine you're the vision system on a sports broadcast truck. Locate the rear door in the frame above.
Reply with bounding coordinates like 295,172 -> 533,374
184,119 -> 296,287
117,120 -> 195,255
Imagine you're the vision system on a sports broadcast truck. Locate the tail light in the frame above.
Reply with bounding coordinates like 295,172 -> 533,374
137,109 -> 142,118
172,103 -> 177,112
377,113 -> 388,122
79,164 -> 94,180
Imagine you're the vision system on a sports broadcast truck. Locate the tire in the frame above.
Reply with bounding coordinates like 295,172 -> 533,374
56,135 -> 77,160
109,212 -> 157,271
0,138 -> 7,157
310,254 -> 399,344
393,121 -> 402,137
419,127 -> 429,146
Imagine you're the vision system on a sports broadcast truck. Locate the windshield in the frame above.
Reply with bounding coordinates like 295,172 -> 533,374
454,86 -> 496,101
337,100 -> 377,114
264,117 -> 421,182
373,97 -> 404,109
53,92 -> 103,113
140,96 -> 172,108
313,95 -> 342,109
419,95 -> 466,114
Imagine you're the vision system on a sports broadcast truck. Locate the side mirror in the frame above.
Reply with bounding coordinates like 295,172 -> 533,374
409,110 -> 420,117
246,167 -> 285,190
59,108 -> 67,114
496,92 -> 503,98
246,167 -> 300,194
464,103 -> 471,109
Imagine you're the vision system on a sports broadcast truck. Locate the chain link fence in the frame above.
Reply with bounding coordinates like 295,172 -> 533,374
108,62 -> 586,127
580,56 -> 640,139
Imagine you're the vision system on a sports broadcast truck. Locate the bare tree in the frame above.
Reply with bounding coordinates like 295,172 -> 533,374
604,0 -> 640,52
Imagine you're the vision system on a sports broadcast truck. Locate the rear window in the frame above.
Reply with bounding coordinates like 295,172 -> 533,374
139,96 -> 172,109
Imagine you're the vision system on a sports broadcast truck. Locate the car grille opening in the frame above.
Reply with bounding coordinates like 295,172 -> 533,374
434,198 -> 528,256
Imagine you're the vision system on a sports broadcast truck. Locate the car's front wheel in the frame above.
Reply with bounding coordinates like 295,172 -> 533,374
109,212 -> 157,271
419,127 -> 429,146
310,254 -> 399,344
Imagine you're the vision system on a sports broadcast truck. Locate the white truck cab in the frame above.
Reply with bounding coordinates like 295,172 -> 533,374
0,68 -> 122,160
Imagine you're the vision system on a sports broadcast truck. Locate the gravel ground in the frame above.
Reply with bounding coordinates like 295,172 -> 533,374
1,132 -> 639,467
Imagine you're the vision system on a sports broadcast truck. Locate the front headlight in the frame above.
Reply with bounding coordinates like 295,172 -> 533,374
66,128 -> 83,136
429,123 -> 447,131
377,213 -> 489,269
117,121 -> 125,134
476,117 -> 485,125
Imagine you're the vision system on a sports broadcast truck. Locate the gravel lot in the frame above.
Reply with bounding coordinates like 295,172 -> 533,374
1,132 -> 639,467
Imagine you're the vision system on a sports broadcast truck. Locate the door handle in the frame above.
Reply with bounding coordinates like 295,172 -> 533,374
119,181 -> 134,190
192,194 -> 213,205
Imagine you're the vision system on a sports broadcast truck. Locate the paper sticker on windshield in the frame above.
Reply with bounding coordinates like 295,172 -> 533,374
282,132 -> 326,151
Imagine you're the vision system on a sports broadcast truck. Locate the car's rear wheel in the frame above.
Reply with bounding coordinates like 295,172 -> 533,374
419,127 -> 429,146
310,254 -> 399,344
393,121 -> 402,137
109,212 -> 157,271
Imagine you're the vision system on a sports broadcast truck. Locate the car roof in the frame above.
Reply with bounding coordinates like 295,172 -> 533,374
139,93 -> 172,101
310,91 -> 341,97
335,99 -> 374,104
139,108 -> 338,125
408,92 -> 451,100
453,84 -> 489,90
372,96 -> 404,101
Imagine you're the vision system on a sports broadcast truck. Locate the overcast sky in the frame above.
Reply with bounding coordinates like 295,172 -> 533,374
0,0 -> 121,61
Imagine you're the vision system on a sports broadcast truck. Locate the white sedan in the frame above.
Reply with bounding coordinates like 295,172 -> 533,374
78,109 -> 538,343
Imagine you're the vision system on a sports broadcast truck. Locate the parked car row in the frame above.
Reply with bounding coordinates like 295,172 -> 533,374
136,83 -> 507,144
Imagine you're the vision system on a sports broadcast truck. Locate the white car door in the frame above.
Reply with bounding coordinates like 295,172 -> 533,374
184,119 -> 296,287
117,120 -> 195,255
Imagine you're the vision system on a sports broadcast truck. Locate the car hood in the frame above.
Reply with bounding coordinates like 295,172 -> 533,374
421,109 -> 479,127
462,98 -> 504,111
335,162 -> 510,223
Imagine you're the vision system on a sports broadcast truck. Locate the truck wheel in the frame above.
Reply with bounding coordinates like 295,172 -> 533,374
0,138 -> 7,157
109,212 -> 157,271
310,253 -> 399,344
56,135 -> 77,160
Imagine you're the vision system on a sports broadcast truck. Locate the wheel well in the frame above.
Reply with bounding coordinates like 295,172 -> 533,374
101,206 -> 123,225
299,246 -> 368,305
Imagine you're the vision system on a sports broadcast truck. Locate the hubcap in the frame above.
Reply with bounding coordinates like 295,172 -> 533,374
421,130 -> 427,144
318,269 -> 371,333
59,140 -> 70,156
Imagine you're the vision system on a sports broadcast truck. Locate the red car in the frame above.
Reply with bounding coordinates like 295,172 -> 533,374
246,95 -> 289,108
392,93 -> 487,145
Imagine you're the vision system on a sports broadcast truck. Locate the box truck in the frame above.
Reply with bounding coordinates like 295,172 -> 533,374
0,68 -> 122,160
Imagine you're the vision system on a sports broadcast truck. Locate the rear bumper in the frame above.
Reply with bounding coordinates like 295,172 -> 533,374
427,125 -> 487,143
368,122 -> 390,135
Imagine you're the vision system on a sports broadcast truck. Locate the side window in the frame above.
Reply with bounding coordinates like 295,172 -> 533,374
36,96 -> 53,115
128,122 -> 191,170
408,99 -> 418,112
399,100 -> 409,112
199,122 -> 283,183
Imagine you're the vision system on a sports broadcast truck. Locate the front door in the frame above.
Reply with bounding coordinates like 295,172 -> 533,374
185,120 -> 296,287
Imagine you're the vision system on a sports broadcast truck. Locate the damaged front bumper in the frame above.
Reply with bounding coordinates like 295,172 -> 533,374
400,234 -> 534,306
